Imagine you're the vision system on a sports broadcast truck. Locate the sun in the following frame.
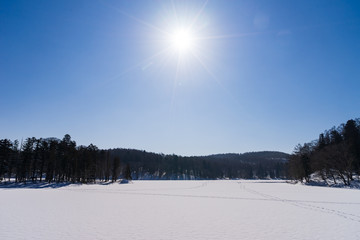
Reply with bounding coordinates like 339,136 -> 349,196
170,28 -> 195,53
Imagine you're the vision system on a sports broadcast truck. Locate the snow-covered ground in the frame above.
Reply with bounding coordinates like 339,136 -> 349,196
1,180 -> 359,240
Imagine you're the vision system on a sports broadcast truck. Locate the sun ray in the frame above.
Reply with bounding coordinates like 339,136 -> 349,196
188,0 -> 209,30
114,46 -> 171,78
190,50 -> 243,110
195,31 -> 268,41
191,50 -> 219,85
103,2 -> 170,36
171,0 -> 180,25
170,53 -> 182,113
86,45 -> 173,95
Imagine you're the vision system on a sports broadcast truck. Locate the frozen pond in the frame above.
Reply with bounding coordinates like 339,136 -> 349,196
1,180 -> 359,240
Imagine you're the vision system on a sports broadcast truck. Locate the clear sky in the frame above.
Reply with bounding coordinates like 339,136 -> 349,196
1,0 -> 360,156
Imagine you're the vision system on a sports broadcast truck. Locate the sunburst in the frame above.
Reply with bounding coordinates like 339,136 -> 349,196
105,0 -> 256,103
169,28 -> 195,53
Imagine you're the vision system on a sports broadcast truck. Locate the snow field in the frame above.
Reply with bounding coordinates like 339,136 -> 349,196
0,180 -> 359,240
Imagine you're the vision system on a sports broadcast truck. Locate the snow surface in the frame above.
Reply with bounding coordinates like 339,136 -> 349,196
1,180 -> 360,240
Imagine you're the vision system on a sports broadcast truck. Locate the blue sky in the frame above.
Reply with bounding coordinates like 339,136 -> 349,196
1,0 -> 360,156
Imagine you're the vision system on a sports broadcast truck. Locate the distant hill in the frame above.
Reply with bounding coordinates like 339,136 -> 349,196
205,151 -> 289,163
108,149 -> 290,180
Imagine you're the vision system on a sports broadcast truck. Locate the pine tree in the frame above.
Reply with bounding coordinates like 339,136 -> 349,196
124,163 -> 132,180
112,156 -> 120,182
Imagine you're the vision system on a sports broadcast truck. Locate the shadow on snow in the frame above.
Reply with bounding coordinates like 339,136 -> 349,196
0,181 -> 75,189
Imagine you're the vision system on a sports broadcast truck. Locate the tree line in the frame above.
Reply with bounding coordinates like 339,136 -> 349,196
112,150 -> 288,180
0,134 -> 289,183
0,135 -> 131,183
288,119 -> 360,185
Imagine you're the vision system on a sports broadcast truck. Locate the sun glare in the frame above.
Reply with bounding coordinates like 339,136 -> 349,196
170,29 -> 194,53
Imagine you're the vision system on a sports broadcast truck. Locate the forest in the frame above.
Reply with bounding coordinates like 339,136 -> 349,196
288,118 -> 360,185
0,134 -> 288,183
2,118 -> 359,185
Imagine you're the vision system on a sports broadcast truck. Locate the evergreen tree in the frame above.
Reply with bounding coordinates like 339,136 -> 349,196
124,163 -> 132,180
112,156 -> 120,182
0,139 -> 12,181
